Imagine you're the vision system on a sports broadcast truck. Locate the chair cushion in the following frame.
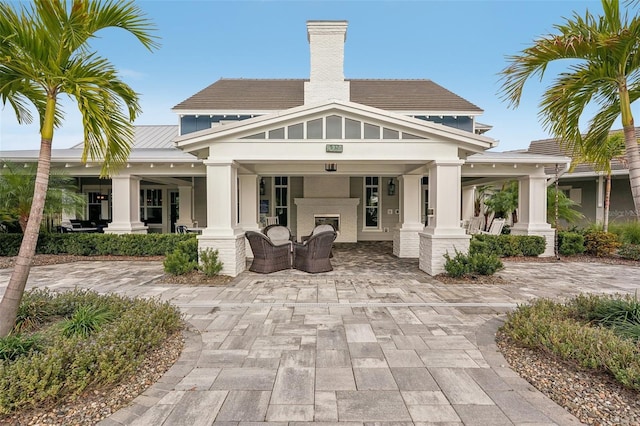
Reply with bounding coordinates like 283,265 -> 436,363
312,224 -> 335,235
266,226 -> 291,246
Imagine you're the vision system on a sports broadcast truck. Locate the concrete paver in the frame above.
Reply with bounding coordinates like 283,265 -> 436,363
2,242 -> 637,425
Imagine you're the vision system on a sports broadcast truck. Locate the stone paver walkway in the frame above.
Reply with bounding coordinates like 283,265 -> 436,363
1,244 -> 638,425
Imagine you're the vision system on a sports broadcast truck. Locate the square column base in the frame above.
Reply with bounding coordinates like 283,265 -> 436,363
198,234 -> 246,277
419,232 -> 471,276
104,222 -> 148,234
393,225 -> 424,258
511,225 -> 556,257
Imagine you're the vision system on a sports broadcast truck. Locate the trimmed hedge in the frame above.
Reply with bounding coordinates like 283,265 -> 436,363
557,231 -> 585,256
0,233 -> 195,257
469,234 -> 546,257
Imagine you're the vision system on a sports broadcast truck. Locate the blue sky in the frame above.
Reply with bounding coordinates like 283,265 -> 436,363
1,0 -> 636,152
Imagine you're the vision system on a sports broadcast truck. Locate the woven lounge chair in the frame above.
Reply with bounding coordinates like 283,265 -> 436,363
263,225 -> 294,247
300,224 -> 335,243
293,230 -> 337,273
245,231 -> 292,273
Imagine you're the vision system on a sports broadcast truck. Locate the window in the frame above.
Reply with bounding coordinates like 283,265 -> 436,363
307,118 -> 323,139
345,118 -> 361,139
140,189 -> 163,224
268,127 -> 285,139
326,115 -> 342,139
87,191 -> 107,222
288,123 -> 303,139
364,123 -> 380,139
364,176 -> 380,228
274,176 -> 288,226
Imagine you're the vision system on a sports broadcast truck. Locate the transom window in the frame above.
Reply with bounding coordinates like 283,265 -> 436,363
241,115 -> 427,140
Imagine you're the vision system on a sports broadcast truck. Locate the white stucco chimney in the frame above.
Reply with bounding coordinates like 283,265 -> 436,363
304,20 -> 350,104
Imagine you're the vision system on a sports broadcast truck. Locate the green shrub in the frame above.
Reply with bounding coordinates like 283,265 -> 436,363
177,237 -> 198,262
0,334 -> 42,361
0,290 -> 183,413
0,234 -> 22,256
0,233 -> 194,258
469,252 -> 504,275
14,289 -> 56,333
557,231 -> 585,256
443,249 -> 503,277
443,249 -> 471,278
199,248 -> 223,277
584,230 -> 621,257
618,243 -> 640,261
470,234 -> 545,257
163,249 -> 197,275
609,221 -> 640,245
502,295 -> 640,391
60,306 -> 115,338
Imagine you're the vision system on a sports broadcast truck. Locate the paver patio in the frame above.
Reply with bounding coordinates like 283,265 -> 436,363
1,242 -> 638,425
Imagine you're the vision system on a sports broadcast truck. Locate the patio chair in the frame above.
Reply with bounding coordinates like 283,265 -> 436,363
176,225 -> 188,234
265,216 -> 279,226
479,218 -> 506,235
293,230 -> 337,273
466,216 -> 484,235
300,224 -> 335,243
263,225 -> 294,247
245,231 -> 292,273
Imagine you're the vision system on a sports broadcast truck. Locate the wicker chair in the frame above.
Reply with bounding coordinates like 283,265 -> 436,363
293,231 -> 337,273
300,224 -> 335,243
263,225 -> 293,247
245,231 -> 292,273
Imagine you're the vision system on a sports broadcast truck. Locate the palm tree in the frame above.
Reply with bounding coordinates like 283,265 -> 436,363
0,0 -> 158,336
547,186 -> 585,227
572,132 -> 627,231
0,162 -> 86,232
500,0 -> 640,221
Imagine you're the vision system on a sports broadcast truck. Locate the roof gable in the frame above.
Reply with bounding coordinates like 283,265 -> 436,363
174,100 -> 495,154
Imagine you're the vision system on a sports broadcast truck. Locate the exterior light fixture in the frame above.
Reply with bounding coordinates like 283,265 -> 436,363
260,178 -> 265,196
387,178 -> 396,196
325,163 -> 337,172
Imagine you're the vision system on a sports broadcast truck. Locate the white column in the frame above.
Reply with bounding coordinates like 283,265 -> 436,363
461,186 -> 475,221
104,175 -> 147,234
595,174 -> 605,224
176,185 -> 193,227
419,161 -> 470,275
198,160 -> 246,277
239,174 -> 261,257
393,175 -> 423,258
511,173 -> 555,256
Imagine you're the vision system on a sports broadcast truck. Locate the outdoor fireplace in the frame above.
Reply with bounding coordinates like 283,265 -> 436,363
314,214 -> 339,231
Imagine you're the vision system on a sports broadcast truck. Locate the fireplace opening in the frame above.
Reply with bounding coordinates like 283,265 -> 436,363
314,214 -> 340,231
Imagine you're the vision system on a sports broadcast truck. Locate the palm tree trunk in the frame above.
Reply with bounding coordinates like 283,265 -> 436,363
604,173 -> 611,232
0,97 -> 56,337
623,124 -> 640,220
619,87 -> 640,220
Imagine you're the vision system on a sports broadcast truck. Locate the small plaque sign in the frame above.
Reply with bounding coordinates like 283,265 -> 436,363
326,144 -> 343,153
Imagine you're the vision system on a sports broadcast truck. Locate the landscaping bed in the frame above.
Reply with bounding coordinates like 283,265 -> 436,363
0,289 -> 184,425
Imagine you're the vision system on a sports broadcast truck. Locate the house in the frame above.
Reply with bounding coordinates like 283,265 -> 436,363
0,20 -> 570,276
526,131 -> 639,225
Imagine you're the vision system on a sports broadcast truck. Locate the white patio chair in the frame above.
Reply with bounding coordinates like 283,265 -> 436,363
265,216 -> 279,226
479,218 -> 506,235
466,216 -> 484,235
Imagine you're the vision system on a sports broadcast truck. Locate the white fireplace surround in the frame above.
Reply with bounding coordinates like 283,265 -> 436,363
295,198 -> 360,243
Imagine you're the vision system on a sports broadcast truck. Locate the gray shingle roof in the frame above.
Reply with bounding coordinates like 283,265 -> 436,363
527,128 -> 639,174
172,79 -> 483,113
